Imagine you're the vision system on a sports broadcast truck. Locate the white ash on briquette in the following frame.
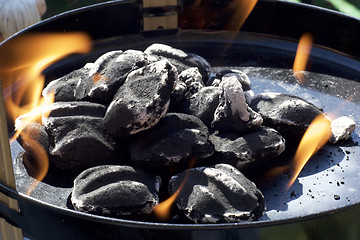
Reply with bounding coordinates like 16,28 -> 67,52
15,43 -> 356,224
169,164 -> 265,223
208,69 -> 254,105
178,67 -> 205,99
71,165 -> 161,218
211,75 -> 263,133
144,43 -> 211,84
250,92 -> 326,140
104,60 -> 177,138
330,116 -> 356,144
43,49 -> 153,104
209,69 -> 252,90
86,49 -> 153,103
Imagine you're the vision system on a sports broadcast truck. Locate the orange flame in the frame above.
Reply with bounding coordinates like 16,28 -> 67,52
179,0 -> 257,31
227,0 -> 258,31
153,159 -> 195,221
21,131 -> 49,195
153,182 -> 184,221
11,92 -> 54,143
0,33 -> 91,122
287,114 -> 332,189
293,33 -> 313,83
0,33 -> 91,187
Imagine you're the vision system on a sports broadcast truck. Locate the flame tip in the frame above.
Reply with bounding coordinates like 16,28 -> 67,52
287,114 -> 332,188
293,33 -> 314,84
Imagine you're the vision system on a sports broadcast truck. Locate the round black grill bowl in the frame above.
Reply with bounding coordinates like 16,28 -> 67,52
1,1 -> 360,239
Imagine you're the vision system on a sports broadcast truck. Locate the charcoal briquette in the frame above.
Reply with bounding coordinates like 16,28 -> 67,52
169,67 -> 205,112
250,92 -> 325,138
211,76 -> 263,133
88,50 -> 124,77
183,86 -> 221,127
169,80 -> 187,112
207,71 -> 254,104
42,66 -> 91,102
87,50 -> 153,103
144,43 -> 211,83
71,165 -> 161,216
169,164 -> 265,223
179,67 -> 205,98
104,60 -> 177,138
208,68 -> 252,91
129,113 -> 214,172
209,127 -> 286,171
43,101 -> 117,170
44,101 -> 107,119
15,121 -> 49,155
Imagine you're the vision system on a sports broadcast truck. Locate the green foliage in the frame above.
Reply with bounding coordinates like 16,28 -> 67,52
285,0 -> 360,18
325,0 -> 360,18
258,207 -> 360,240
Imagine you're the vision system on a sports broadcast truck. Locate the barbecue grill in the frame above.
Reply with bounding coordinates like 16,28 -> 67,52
1,0 -> 360,239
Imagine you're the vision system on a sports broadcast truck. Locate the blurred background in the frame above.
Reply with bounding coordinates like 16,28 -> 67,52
44,0 -> 360,19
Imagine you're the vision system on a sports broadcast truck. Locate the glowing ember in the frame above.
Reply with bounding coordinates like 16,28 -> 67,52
153,159 -> 195,221
0,33 -> 91,187
287,114 -> 332,189
92,72 -> 109,84
293,33 -> 313,83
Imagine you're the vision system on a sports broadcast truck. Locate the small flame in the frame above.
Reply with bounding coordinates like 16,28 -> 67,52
180,0 -> 257,31
153,159 -> 195,221
227,0 -> 258,31
21,131 -> 49,195
0,33 -> 91,188
153,182 -> 183,221
11,92 -> 54,142
287,114 -> 332,189
293,33 -> 313,83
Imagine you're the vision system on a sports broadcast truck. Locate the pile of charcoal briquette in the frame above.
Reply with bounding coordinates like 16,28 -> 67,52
16,43 -> 356,224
